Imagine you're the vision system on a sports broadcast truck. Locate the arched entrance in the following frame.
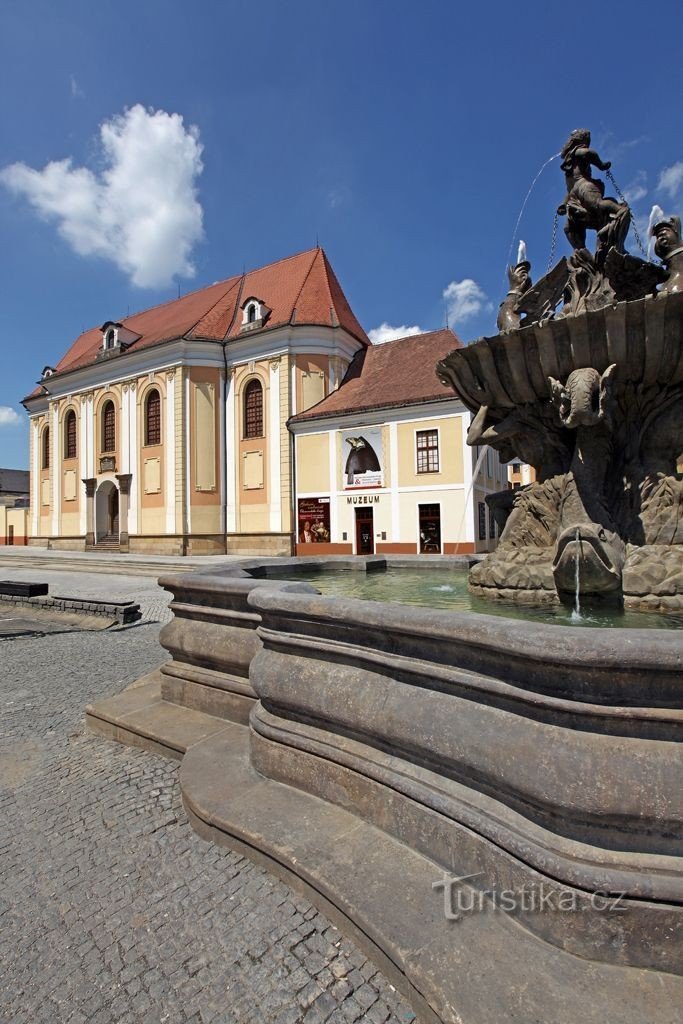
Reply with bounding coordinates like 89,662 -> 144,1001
95,480 -> 120,542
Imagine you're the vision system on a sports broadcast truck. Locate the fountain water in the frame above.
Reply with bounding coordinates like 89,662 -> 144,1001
455,443 -> 488,552
503,152 -> 560,288
570,527 -> 581,621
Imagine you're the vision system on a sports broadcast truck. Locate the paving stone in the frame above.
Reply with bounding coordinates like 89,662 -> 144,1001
0,610 -> 420,1024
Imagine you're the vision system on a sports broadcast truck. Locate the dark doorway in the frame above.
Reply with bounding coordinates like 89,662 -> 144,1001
7,525 -> 14,546
108,488 -> 120,537
419,503 -> 441,553
355,507 -> 374,555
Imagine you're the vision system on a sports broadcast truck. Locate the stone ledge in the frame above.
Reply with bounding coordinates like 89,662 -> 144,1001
0,591 -> 141,623
182,727 -> 683,1024
85,682 -> 683,1022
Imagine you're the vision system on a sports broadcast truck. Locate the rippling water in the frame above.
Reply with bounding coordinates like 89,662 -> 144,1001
297,569 -> 683,630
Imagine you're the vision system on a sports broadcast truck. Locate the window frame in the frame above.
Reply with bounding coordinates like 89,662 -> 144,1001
243,378 -> 264,439
101,400 -> 116,454
478,501 -> 487,541
415,427 -> 440,474
64,410 -> 77,460
144,388 -> 162,447
42,426 -> 51,470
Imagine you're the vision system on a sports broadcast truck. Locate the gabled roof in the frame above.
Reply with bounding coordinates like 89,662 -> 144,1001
0,468 -> 30,494
26,247 -> 368,399
290,328 -> 463,423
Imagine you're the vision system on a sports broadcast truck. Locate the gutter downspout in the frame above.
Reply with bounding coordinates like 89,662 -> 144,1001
221,273 -> 247,554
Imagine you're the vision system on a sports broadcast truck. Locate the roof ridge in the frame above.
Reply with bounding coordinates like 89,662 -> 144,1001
372,327 -> 458,347
243,245 -> 320,278
124,276 -> 236,325
187,276 -> 242,339
78,248 -> 322,340
291,248 -> 326,326
318,249 -> 369,344
316,248 -> 339,326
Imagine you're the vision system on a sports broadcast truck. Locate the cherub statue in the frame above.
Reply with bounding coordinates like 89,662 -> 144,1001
558,129 -> 630,253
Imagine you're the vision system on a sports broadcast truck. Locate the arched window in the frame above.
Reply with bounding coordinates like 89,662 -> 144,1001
64,410 -> 77,460
145,389 -> 161,446
244,379 -> 264,438
247,302 -> 257,323
105,329 -> 116,349
42,426 -> 50,469
102,401 -> 116,453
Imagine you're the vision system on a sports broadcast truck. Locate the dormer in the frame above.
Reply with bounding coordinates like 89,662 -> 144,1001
41,366 -> 55,380
240,297 -> 271,332
97,321 -> 138,361
101,321 -> 123,351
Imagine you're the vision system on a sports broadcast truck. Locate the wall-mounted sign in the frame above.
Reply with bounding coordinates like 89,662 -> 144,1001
297,497 -> 330,543
342,429 -> 383,489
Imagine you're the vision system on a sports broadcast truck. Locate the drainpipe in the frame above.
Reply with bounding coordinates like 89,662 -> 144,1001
289,423 -> 297,556
221,272 -> 247,554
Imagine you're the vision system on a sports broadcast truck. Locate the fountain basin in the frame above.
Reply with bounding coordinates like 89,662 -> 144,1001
148,559 -> 683,970
87,557 -> 683,1020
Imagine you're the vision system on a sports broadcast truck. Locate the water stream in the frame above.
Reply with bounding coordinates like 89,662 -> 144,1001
455,444 -> 489,553
503,152 -> 560,289
570,526 -> 582,622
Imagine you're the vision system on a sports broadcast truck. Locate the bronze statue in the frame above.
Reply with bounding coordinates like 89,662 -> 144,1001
652,216 -> 683,295
558,129 -> 629,253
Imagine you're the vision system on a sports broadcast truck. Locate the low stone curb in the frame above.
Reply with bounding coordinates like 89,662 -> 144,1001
0,591 -> 141,624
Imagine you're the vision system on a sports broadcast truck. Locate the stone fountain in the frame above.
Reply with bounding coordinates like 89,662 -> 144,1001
438,129 -> 683,612
87,129 -> 683,1024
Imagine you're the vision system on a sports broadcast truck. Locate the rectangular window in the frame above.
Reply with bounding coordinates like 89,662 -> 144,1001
416,429 -> 439,473
489,506 -> 496,539
478,501 -> 486,540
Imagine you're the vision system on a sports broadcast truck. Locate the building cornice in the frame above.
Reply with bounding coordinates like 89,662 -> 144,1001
289,397 -> 468,434
22,324 -> 364,413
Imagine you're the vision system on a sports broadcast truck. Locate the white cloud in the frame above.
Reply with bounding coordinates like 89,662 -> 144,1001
0,104 -> 204,288
70,75 -> 84,99
658,162 -> 683,200
0,406 -> 21,427
442,278 -> 489,324
368,322 -> 422,345
622,170 -> 647,204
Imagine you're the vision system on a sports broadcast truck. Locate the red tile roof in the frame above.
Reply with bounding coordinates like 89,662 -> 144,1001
291,328 -> 463,423
26,247 -> 368,398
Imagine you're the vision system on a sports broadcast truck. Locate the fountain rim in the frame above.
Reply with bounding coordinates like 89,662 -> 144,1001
160,554 -> 683,645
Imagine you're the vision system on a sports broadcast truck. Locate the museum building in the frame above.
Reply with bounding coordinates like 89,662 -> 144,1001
290,329 -> 507,555
23,247 -> 506,556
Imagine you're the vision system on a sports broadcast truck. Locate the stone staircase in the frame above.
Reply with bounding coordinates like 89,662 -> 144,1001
86,534 -> 120,553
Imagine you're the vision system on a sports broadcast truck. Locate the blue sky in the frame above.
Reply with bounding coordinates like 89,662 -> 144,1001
1,0 -> 681,468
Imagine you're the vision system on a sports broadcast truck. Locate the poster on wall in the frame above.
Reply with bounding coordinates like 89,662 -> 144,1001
341,428 -> 383,489
297,497 -> 331,543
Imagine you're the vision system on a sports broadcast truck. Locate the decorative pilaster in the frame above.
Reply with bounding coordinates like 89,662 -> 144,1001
116,473 -> 132,551
83,478 -> 96,546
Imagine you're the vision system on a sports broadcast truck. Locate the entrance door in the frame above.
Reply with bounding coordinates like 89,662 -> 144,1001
355,507 -> 374,555
419,503 -> 441,553
108,489 -> 120,537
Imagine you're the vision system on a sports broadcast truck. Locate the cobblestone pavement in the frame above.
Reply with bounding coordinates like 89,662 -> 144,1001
0,623 -> 419,1024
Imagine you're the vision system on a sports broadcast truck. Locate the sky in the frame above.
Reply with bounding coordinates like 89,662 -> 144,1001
1,0 -> 682,468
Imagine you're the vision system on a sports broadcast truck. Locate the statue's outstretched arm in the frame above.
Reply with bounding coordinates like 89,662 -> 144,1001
579,147 -> 611,172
